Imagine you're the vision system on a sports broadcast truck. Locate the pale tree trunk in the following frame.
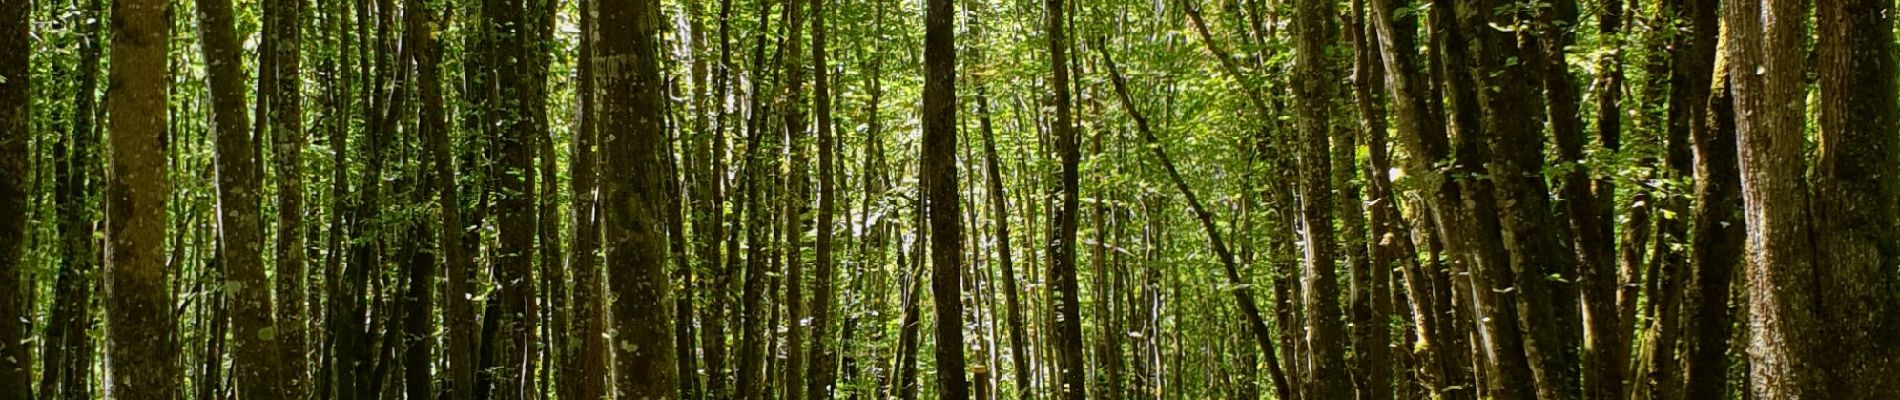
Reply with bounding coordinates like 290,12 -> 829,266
193,0 -> 290,396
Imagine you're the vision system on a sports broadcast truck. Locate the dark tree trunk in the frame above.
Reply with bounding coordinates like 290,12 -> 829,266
1814,0 -> 1900,397
1042,0 -> 1088,397
806,0 -> 842,394
565,0 -> 608,398
265,0 -> 312,389
601,0 -> 681,395
922,0 -> 969,396
0,0 -> 29,397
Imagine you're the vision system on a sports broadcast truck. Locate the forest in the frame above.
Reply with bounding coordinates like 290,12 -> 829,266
0,0 -> 1897,397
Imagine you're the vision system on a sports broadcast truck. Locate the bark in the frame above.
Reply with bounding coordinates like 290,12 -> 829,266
266,0 -> 311,390
0,0 -> 27,397
1725,0 -> 1826,396
781,0 -> 811,394
699,0 -> 737,397
1814,0 -> 1900,396
104,0 -> 181,395
1345,3 -> 1392,398
403,1 -> 443,399
1679,74 -> 1739,400
1291,0 -> 1351,396
193,0 -> 289,395
1042,0 -> 1088,397
433,0 -> 478,397
488,0 -> 542,393
806,0 -> 843,395
566,0 -> 608,397
924,0 -> 970,396
601,0 -> 681,396
736,3 -> 776,398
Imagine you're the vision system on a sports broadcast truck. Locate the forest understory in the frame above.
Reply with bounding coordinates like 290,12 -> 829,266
1,0 -> 1897,398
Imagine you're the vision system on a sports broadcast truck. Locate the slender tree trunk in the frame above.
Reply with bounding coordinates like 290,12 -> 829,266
1581,0 -> 1627,398
1290,0 -> 1351,396
806,0 -> 842,393
1679,74 -> 1739,400
1344,3 -> 1392,398
193,0 -> 290,395
1042,0 -> 1088,397
923,0 -> 969,396
266,0 -> 312,391
601,0 -> 681,395
566,0 -> 608,397
972,24 -> 1035,400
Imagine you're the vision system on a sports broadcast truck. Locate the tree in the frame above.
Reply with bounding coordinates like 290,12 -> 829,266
104,0 -> 181,397
600,0 -> 679,397
1042,0 -> 1088,396
0,0 -> 29,396
922,0 -> 968,397
193,0 -> 290,395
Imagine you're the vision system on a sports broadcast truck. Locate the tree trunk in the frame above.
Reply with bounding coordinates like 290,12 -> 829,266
566,0 -> 608,397
193,0 -> 290,395
601,0 -> 681,395
806,0 -> 842,393
1814,0 -> 1900,397
1291,0 -> 1351,396
923,0 -> 970,395
103,0 -> 180,395
1725,0 -> 1825,396
1042,0 -> 1088,397
265,0 -> 312,390
0,0 -> 29,397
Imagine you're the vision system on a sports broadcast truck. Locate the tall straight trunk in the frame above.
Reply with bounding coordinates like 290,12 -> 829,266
0,0 -> 28,397
1041,0 -> 1088,396
780,0 -> 811,395
1814,0 -> 1900,397
565,0 -> 608,397
487,0 -> 541,393
1098,47 -> 1291,400
1679,74 -> 1739,400
402,1 -> 443,399
736,3 -> 776,398
266,0 -> 311,390
103,0 -> 180,395
193,0 -> 290,395
435,1 -> 478,398
699,0 -> 737,397
601,0 -> 681,395
922,0 -> 968,396
1290,0 -> 1350,396
806,0 -> 842,394
1725,0 -> 1823,396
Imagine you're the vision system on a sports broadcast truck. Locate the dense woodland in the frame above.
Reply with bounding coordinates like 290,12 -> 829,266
0,0 -> 1897,397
